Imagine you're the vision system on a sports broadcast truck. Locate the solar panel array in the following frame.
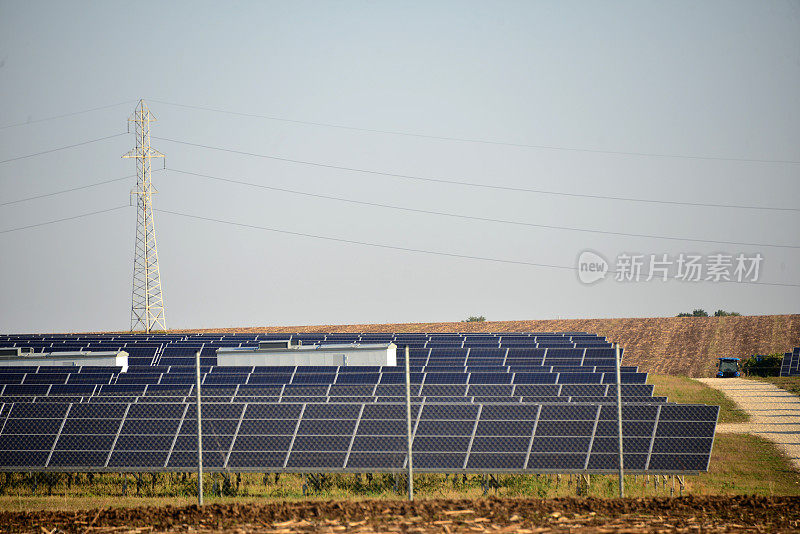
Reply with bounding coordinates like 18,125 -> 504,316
0,332 -> 719,474
780,347 -> 800,377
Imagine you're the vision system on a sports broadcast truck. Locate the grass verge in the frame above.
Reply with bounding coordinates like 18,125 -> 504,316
0,432 -> 797,512
691,433 -> 800,496
648,373 -> 749,423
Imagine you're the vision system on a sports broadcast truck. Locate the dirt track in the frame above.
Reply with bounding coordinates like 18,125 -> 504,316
699,378 -> 800,470
4,496 -> 800,533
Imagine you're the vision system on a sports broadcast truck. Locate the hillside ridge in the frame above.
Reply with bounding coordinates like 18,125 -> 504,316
181,314 -> 800,377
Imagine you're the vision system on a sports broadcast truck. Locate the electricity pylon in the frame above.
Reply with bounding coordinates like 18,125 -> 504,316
123,99 -> 166,332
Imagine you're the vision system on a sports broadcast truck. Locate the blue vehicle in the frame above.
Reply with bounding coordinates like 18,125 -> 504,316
717,357 -> 741,378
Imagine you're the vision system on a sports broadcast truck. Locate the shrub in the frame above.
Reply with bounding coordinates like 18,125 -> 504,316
741,353 -> 783,377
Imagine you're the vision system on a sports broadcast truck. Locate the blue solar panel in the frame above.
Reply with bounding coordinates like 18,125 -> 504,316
203,374 -> 245,385
514,373 -> 558,384
159,375 -> 197,385
4,384 -> 51,395
424,372 -> 469,384
603,372 -> 648,384
557,372 -> 603,384
109,451 -> 170,468
379,373 -> 424,384
469,372 -> 513,384
0,332 -> 720,475
429,348 -> 467,358
98,384 -> 146,395
336,373 -> 380,384
286,452 -> 346,468
48,384 -> 96,397
0,451 -> 49,468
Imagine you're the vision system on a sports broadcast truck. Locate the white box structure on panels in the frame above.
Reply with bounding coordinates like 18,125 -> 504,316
216,342 -> 397,367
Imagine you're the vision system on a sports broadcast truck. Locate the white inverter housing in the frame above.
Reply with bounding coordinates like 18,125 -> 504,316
0,350 -> 129,372
216,342 -> 396,367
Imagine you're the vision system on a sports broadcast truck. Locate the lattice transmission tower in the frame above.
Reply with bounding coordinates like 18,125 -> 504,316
123,100 -> 167,332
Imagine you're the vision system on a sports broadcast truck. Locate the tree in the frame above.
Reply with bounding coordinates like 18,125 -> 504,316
677,309 -> 709,317
463,316 -> 486,322
714,310 -> 741,317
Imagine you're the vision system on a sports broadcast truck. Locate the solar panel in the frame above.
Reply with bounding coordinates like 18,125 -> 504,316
0,331 -> 719,475
469,372 -> 513,384
514,373 -> 558,384
780,347 -> 800,376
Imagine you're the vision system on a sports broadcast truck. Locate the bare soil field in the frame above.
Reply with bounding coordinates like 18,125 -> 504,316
177,314 -> 800,377
4,496 -> 799,533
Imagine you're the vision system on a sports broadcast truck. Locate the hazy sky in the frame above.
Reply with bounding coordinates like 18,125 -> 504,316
1,1 -> 799,333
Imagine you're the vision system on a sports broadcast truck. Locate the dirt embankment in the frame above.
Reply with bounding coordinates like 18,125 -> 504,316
3,496 -> 799,533
181,315 -> 800,378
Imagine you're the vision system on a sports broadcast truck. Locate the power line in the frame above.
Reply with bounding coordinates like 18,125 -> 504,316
2,201 -> 793,288
170,167 -> 800,249
154,136 -> 800,213
0,174 -> 135,207
150,99 -> 800,166
155,207 -> 800,288
157,208 -> 576,271
0,100 -> 138,130
0,133 -> 128,166
0,168 -> 164,208
0,205 -> 129,235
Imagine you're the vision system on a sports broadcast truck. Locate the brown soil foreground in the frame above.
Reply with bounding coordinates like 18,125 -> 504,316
5,496 -> 800,533
179,315 -> 800,377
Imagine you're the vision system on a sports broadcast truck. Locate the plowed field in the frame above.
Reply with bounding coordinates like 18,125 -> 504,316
5,495 -> 799,533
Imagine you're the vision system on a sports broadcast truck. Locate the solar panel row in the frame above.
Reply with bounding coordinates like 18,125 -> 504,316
0,370 -> 647,387
0,331 -> 719,475
0,401 -> 717,474
0,383 -> 660,404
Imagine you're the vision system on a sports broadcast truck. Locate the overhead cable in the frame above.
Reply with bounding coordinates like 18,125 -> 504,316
154,136 -> 800,213
0,174 -> 136,207
0,205 -> 130,234
149,99 -> 800,165
0,100 -> 138,130
169,167 -> 800,249
155,207 -> 800,288
0,133 -> 128,165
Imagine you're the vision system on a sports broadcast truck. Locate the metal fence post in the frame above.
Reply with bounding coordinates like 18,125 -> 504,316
404,345 -> 414,501
615,342 -> 624,498
196,350 -> 204,505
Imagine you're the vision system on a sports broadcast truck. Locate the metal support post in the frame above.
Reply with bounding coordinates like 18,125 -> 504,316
404,345 -> 414,501
615,342 -> 625,498
195,350 -> 204,505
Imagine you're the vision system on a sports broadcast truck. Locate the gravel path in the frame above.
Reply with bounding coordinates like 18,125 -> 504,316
697,378 -> 800,470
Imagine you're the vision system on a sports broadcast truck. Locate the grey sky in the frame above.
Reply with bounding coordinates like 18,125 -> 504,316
1,1 -> 798,333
